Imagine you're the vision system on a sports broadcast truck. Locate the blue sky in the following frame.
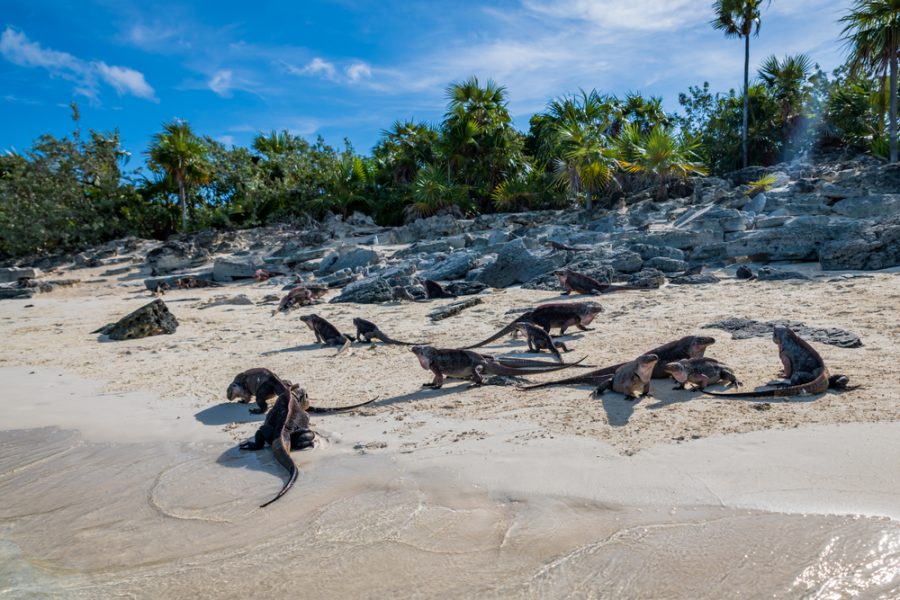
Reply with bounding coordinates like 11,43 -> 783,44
2,0 -> 853,163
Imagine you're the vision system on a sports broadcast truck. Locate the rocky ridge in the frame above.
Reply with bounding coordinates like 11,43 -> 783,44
4,156 -> 899,303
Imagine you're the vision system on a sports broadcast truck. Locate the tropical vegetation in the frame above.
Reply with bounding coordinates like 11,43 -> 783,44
1,2 -> 897,258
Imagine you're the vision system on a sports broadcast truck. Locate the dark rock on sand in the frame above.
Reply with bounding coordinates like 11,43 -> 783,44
95,299 -> 178,340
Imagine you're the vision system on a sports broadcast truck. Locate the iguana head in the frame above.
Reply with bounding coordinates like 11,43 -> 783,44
636,354 -> 660,380
298,314 -> 317,330
663,360 -> 688,383
226,372 -> 252,403
410,345 -> 436,370
579,302 -> 604,324
688,336 -> 715,357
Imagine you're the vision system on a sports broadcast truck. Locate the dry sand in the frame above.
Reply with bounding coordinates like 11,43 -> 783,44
1,260 -> 899,598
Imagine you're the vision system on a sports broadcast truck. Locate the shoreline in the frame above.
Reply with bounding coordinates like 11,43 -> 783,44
1,367 -> 899,597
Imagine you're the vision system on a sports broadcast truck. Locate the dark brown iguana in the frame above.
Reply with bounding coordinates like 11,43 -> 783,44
353,317 -> 418,345
411,345 -> 584,389
594,353 -> 659,400
422,279 -> 456,299
226,368 -> 377,414
238,377 -> 312,508
299,314 -> 354,354
663,357 -> 741,391
703,326 -> 855,398
514,321 -> 568,363
519,335 -> 715,391
463,302 -> 604,349
275,286 -> 328,314
554,269 -> 646,295
175,276 -> 222,289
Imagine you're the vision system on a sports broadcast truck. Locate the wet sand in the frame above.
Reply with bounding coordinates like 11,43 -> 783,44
1,263 -> 899,598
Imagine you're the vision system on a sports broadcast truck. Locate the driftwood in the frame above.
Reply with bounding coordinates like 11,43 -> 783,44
428,297 -> 483,322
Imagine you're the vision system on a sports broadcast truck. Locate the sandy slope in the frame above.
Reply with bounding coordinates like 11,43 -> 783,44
1,261 -> 898,454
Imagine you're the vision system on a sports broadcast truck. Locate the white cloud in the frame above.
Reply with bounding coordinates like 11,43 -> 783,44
522,0 -> 709,31
288,57 -> 338,81
0,27 -> 82,70
346,62 -> 372,82
217,135 -> 236,146
95,62 -> 157,101
0,27 -> 157,102
208,69 -> 234,96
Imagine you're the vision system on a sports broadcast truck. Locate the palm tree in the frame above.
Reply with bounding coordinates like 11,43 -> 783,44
841,0 -> 900,162
712,0 -> 772,168
147,120 -> 210,230
407,163 -> 469,219
553,118 -> 619,210
619,125 -> 708,200
758,54 -> 813,148
374,120 -> 437,185
252,130 -> 306,159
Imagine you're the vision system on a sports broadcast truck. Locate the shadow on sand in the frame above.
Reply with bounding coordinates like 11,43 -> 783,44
261,343 -> 323,356
375,382 -> 476,407
195,402 -> 266,426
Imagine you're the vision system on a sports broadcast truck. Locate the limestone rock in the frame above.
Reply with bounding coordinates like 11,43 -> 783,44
420,251 -> 477,281
819,217 -> 900,270
95,299 -> 178,340
477,239 -> 565,288
330,277 -> 393,304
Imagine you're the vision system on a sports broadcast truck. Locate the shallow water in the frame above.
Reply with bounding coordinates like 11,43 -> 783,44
2,425 -> 899,599
2,367 -> 900,599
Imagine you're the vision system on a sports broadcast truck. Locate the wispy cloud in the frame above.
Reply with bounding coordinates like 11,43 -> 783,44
95,62 -> 157,100
0,27 -> 157,102
346,62 -> 372,83
208,69 -> 234,96
521,0 -> 709,31
287,57 -> 338,81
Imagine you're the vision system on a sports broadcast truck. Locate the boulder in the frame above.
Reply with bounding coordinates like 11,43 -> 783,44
146,241 -> 208,273
386,214 -> 464,244
745,192 -> 767,214
0,286 -> 33,300
609,251 -> 643,273
394,240 -> 453,258
820,183 -> 861,200
144,271 -> 213,291
279,248 -> 327,267
627,269 -> 666,288
421,251 -> 477,281
688,243 -> 728,263
617,229 -> 723,250
323,247 -> 380,274
831,194 -> 900,219
754,216 -> 792,229
0,267 -> 36,283
669,273 -> 720,285
95,299 -> 178,340
329,277 -> 393,304
725,219 -> 862,261
819,217 -> 900,270
676,205 -> 748,233
644,257 -> 688,273
756,267 -> 810,281
476,239 -> 565,288
629,244 -> 685,261
212,256 -> 265,281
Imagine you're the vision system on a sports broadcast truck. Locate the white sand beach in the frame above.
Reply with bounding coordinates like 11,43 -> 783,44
1,262 -> 899,598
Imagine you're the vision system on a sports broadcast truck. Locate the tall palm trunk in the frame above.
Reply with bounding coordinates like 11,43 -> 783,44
585,190 -> 593,211
891,27 -> 898,164
177,176 -> 187,230
742,33 -> 750,169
